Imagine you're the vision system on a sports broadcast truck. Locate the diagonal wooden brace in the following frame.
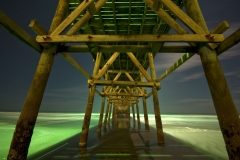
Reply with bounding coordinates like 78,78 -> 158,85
126,52 -> 152,82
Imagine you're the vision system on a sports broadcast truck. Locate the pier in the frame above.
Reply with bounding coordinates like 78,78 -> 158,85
1,0 -> 240,159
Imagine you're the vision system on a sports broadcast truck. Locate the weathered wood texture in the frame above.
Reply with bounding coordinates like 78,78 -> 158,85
184,0 -> 240,159
36,34 -> 224,43
108,103 -> 112,123
79,51 -> 102,147
142,90 -> 149,131
103,102 -> 110,128
149,52 -> 164,144
89,79 -> 160,88
0,10 -> 42,53
97,96 -> 105,132
7,1 -> 69,159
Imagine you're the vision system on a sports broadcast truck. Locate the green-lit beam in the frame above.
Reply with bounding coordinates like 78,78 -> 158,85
156,53 -> 194,82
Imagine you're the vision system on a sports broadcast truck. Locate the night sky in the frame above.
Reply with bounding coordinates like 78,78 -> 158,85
0,0 -> 240,114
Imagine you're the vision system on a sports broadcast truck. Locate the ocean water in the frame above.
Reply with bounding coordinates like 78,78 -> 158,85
0,112 -> 228,159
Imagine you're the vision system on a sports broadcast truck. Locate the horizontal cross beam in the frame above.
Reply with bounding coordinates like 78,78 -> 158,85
36,34 -> 224,43
88,80 -> 160,88
102,92 -> 146,97
59,45 -> 198,53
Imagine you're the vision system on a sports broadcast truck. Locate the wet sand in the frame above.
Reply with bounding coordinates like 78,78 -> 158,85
28,114 -> 220,160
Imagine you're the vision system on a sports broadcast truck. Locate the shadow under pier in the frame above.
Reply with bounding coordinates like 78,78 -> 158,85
29,114 -> 220,160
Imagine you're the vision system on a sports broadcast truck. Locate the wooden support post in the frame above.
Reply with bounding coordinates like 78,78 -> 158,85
108,103 -> 112,123
184,0 -> 240,158
79,84 -> 96,147
7,1 -> 69,159
142,90 -> 149,131
112,106 -> 115,127
136,100 -> 140,127
103,101 -> 110,128
132,104 -> 135,121
97,94 -> 105,133
128,106 -> 130,120
148,52 -> 164,144
79,52 -> 101,147
140,73 -> 149,130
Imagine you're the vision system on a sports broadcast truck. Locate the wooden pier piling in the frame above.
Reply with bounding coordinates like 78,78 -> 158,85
184,0 -> 240,158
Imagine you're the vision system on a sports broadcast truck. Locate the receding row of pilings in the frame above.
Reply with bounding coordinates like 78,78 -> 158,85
79,52 -> 164,147
96,97 -> 147,132
5,0 -> 240,159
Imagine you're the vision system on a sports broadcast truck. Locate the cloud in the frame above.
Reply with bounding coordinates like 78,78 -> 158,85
44,85 -> 89,99
224,71 -> 240,77
233,87 -> 240,94
181,98 -> 212,103
178,72 -> 204,82
180,98 -> 214,108
154,53 -> 202,74
223,21 -> 240,38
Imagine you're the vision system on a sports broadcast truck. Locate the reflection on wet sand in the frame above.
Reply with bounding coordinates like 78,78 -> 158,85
29,114 -> 219,160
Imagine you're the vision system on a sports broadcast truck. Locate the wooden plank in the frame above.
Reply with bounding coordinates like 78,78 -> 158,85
210,21 -> 230,34
92,52 -> 102,77
148,52 -> 157,80
153,0 -> 161,11
36,34 -> 224,43
125,72 -> 134,81
143,0 -> 196,47
125,72 -> 144,94
61,52 -> 92,79
95,89 -> 102,97
114,71 -> 122,80
137,87 -> 144,95
67,0 -> 108,35
51,0 -> 94,35
87,2 -> 97,15
29,20 -> 48,35
154,21 -> 230,82
151,42 -> 164,53
216,28 -> 240,55
101,92 -> 145,97
126,52 -> 152,82
146,91 -> 153,98
104,86 -> 112,93
108,70 -> 140,74
156,53 -> 195,82
105,71 -> 122,92
89,80 -> 160,88
95,52 -> 120,80
113,86 -> 119,93
0,10 -> 42,53
161,0 -> 219,49
161,0 -> 205,34
60,45 -> 198,53
28,19 -> 92,80
117,88 -> 122,93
